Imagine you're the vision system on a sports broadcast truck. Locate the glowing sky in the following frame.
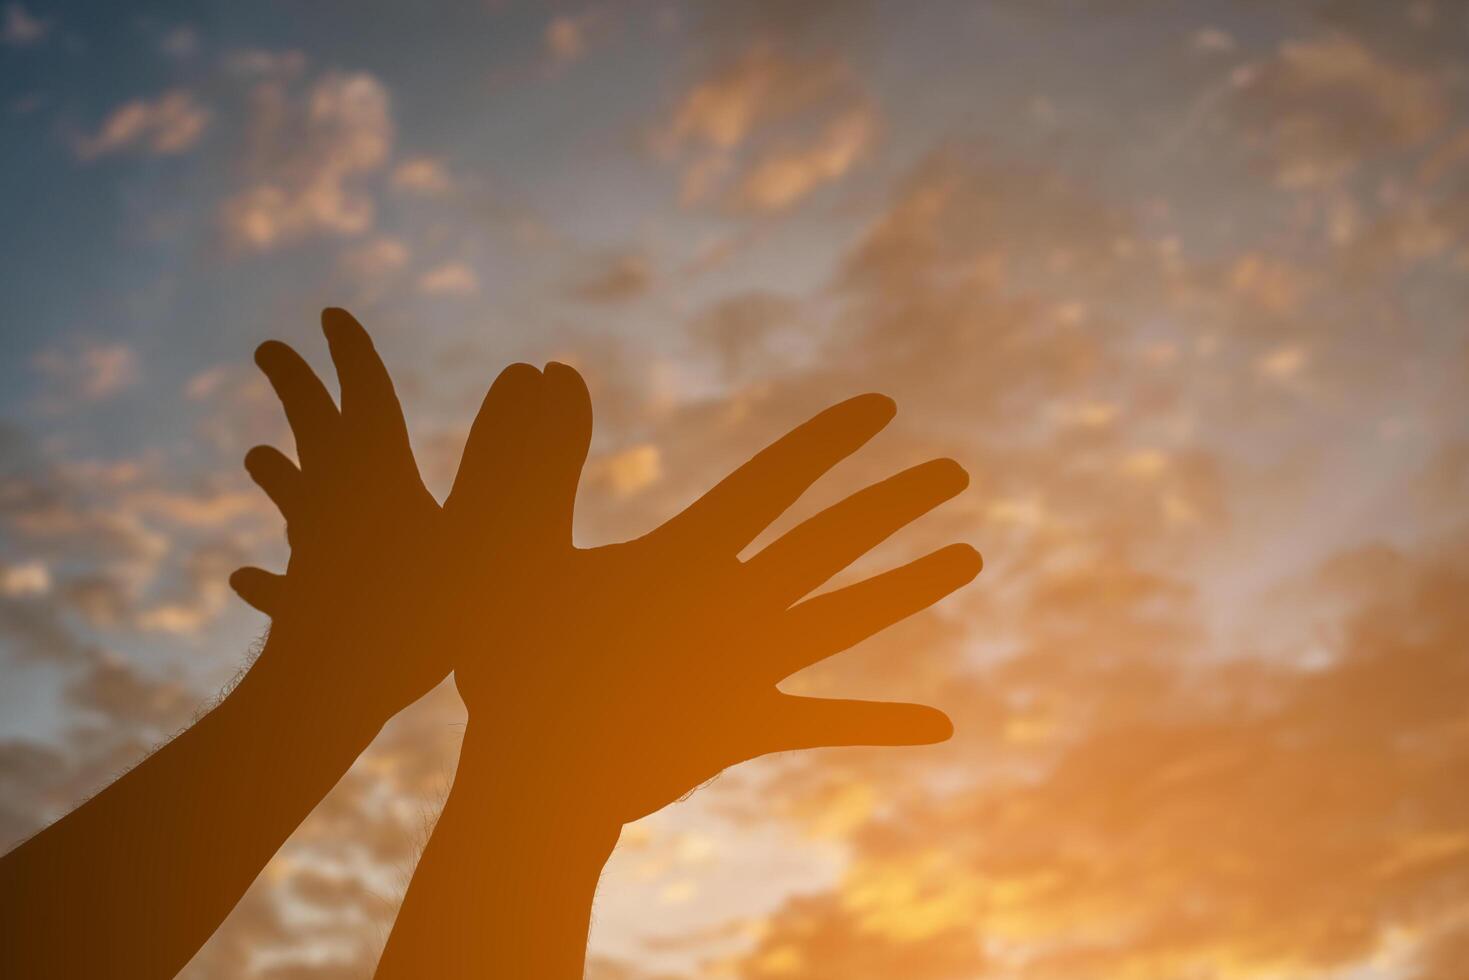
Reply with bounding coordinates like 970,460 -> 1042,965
3,1 -> 1469,977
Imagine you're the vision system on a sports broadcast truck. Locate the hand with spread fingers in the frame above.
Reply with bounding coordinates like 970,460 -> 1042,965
230,309 -> 558,735
466,376 -> 975,820
378,364 -> 981,978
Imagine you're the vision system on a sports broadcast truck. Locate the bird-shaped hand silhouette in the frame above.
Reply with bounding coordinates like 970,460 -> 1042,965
449,361 -> 980,823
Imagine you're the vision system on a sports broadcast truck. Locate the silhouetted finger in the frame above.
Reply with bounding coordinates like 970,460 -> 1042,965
758,695 -> 953,754
229,566 -> 287,615
745,458 -> 968,606
662,393 -> 897,556
446,363 -> 543,543
770,544 -> 981,679
243,445 -> 304,523
254,340 -> 340,472
522,361 -> 593,547
320,308 -> 417,476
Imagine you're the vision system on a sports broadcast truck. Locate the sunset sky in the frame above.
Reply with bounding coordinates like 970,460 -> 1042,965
3,1 -> 1469,976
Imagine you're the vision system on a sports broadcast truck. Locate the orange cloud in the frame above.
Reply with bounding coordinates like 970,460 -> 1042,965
391,156 -> 453,196
737,106 -> 874,211
75,89 -> 210,159
658,42 -> 871,211
417,261 -> 479,296
1235,34 -> 1447,189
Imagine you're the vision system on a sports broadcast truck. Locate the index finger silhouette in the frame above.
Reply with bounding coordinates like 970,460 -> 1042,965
663,393 -> 897,556
320,308 -> 416,475
254,340 -> 340,472
446,362 -> 543,546
526,361 -> 593,548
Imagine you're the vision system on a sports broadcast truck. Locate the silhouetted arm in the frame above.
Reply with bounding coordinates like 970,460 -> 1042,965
375,731 -> 621,979
0,631 -> 380,978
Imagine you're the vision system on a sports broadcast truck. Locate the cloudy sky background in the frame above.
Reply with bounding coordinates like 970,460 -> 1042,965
3,0 -> 1469,976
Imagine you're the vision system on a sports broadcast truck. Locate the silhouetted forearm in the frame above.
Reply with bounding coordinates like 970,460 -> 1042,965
375,726 -> 621,978
0,628 -> 381,979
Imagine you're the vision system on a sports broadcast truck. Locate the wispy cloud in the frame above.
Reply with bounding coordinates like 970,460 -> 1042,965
221,71 -> 393,249
390,156 -> 453,196
545,10 -> 600,70
74,90 -> 210,160
657,42 -> 873,211
567,251 -> 651,304
736,105 -> 874,211
417,260 -> 479,296
1,2 -> 47,46
32,340 -> 140,402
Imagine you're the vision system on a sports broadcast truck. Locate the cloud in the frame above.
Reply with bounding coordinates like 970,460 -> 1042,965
0,739 -> 66,846
126,486 -> 267,529
608,128 -> 1469,976
0,560 -> 49,597
593,444 -> 663,498
713,531 -> 1469,978
338,234 -> 410,283
221,71 -> 393,249
74,90 -> 211,160
417,261 -> 479,295
545,10 -> 599,69
568,251 -> 652,304
32,340 -> 140,402
222,48 -> 306,79
687,290 -> 803,380
65,652 -> 195,729
1191,26 -> 1236,54
662,44 -> 844,150
390,155 -> 452,196
1227,252 -> 1309,316
657,42 -> 870,210
58,574 -> 131,628
736,105 -> 874,211
1235,33 -> 1447,188
132,536 -> 247,636
159,25 -> 200,60
1,3 -> 47,46
1256,344 -> 1308,382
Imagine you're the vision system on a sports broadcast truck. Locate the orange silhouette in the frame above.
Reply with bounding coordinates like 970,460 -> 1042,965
0,309 -> 979,978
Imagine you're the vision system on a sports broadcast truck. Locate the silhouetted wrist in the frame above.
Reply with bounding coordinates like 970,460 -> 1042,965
228,627 -> 386,758
375,720 -> 621,978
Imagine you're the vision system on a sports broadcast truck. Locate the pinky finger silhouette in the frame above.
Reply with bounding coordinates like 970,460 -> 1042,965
759,694 -> 954,754
244,445 -> 303,523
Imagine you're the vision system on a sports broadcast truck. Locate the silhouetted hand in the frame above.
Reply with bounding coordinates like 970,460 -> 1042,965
455,366 -> 978,822
231,309 -> 551,736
